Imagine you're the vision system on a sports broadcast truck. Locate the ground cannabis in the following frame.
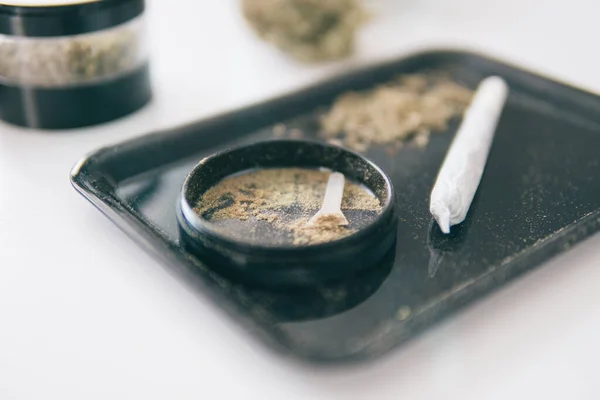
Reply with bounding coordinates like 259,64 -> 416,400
320,73 -> 474,152
0,18 -> 144,87
241,0 -> 367,63
194,167 -> 382,246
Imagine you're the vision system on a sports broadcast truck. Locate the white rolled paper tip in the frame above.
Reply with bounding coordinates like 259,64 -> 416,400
482,76 -> 508,88
476,76 -> 509,107
431,204 -> 451,234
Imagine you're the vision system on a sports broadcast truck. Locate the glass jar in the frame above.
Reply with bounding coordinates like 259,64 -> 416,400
0,0 -> 152,129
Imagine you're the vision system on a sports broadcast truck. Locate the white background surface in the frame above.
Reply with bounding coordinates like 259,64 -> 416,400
1,1 -> 600,399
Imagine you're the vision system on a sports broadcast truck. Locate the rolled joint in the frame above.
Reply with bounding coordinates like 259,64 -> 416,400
430,203 -> 451,234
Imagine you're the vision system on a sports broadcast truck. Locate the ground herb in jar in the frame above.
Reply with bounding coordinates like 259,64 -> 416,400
0,19 -> 143,87
194,168 -> 382,246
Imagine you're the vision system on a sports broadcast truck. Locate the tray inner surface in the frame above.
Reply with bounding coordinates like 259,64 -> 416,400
73,51 -> 600,363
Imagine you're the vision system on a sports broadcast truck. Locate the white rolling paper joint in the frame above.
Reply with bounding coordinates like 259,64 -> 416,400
429,76 -> 509,234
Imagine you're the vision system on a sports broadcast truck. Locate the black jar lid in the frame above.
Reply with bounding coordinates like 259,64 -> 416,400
177,139 -> 398,287
0,0 -> 145,37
